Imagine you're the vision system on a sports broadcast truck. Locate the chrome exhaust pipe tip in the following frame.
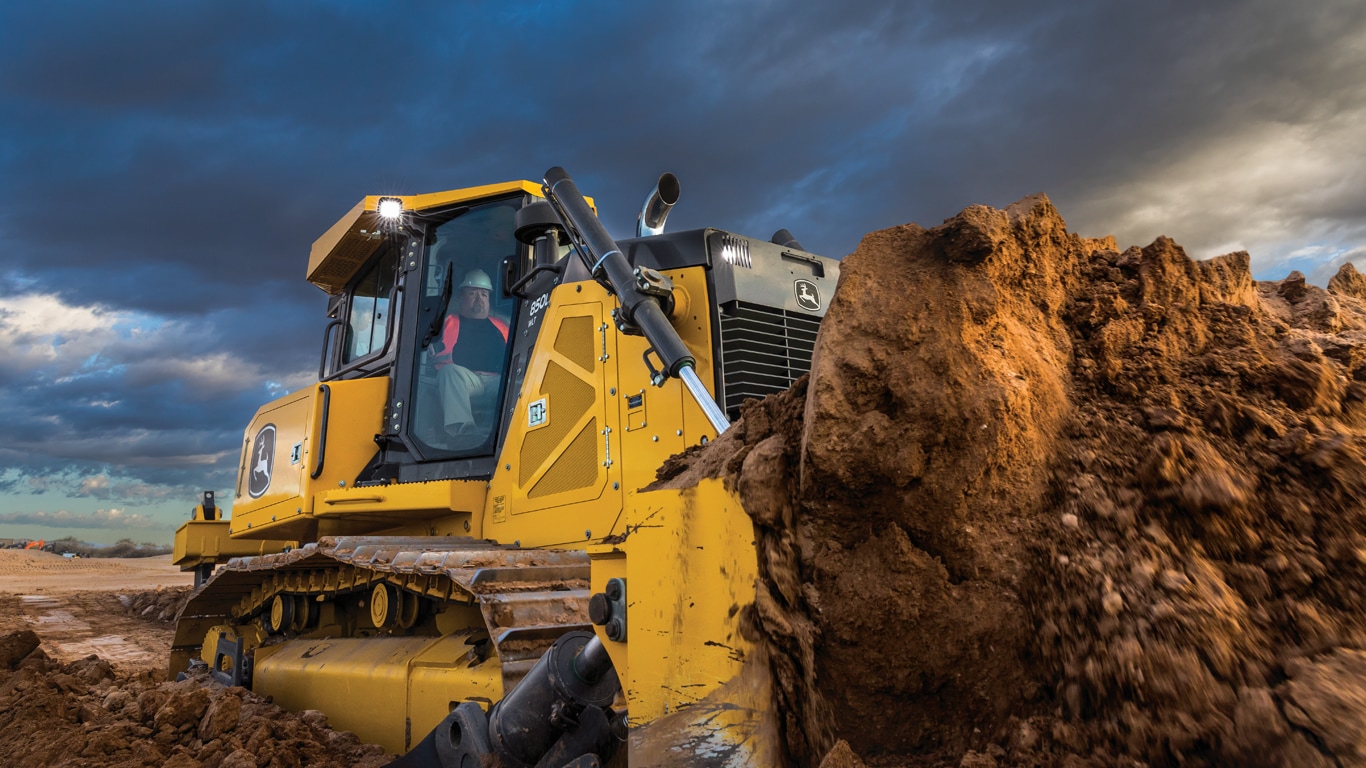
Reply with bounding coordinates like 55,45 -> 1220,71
636,172 -> 680,238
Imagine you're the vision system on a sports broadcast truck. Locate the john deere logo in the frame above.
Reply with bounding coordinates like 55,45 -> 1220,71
794,279 -> 821,312
247,424 -> 276,499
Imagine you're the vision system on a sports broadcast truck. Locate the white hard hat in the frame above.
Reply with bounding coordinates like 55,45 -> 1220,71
459,269 -> 493,291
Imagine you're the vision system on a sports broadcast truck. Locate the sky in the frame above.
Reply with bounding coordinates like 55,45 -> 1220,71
1,1 -> 1364,544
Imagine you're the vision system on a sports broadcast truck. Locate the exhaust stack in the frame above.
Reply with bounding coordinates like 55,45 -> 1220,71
636,172 -> 680,237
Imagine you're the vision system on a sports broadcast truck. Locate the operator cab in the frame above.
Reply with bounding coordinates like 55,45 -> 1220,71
306,178 -> 835,489
309,184 -> 544,483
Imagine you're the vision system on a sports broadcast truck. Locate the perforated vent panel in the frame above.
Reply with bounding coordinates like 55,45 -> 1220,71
529,418 -> 598,498
718,302 -> 821,416
554,315 -> 596,372
520,361 -> 595,487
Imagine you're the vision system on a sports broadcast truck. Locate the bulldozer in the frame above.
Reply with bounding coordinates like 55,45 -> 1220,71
171,167 -> 840,766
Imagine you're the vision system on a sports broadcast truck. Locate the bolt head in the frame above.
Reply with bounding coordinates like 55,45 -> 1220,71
606,618 -> 625,642
588,593 -> 611,625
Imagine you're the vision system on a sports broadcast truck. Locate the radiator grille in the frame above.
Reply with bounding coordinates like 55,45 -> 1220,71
718,302 -> 821,416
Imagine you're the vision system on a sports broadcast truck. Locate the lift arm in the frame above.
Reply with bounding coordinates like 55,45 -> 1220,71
541,166 -> 730,434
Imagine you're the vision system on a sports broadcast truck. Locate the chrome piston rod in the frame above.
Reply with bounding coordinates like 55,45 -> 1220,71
679,365 -> 731,435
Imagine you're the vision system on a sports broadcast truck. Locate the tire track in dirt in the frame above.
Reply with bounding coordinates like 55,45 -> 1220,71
11,591 -> 174,673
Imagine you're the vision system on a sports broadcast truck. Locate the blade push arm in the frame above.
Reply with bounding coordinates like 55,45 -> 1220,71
541,166 -> 730,434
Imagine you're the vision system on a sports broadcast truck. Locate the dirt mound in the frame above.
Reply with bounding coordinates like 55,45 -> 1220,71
121,587 -> 192,623
0,629 -> 388,768
664,196 -> 1366,766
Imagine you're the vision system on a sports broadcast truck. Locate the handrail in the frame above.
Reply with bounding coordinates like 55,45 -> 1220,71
318,320 -> 344,379
310,384 -> 331,479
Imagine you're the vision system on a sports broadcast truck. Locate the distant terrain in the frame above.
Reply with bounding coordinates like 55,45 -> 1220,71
1,537 -> 172,558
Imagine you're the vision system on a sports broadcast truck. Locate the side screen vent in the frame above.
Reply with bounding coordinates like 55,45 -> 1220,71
717,235 -> 752,269
717,301 -> 820,417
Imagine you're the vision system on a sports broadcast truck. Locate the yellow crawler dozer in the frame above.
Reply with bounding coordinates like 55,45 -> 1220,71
171,168 -> 839,766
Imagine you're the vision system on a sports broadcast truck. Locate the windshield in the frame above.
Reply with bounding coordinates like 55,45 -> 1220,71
410,197 -> 522,455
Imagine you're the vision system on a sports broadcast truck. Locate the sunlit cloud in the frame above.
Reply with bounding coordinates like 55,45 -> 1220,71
0,507 -> 162,530
1067,100 -> 1366,284
75,474 -> 185,504
0,292 -> 309,397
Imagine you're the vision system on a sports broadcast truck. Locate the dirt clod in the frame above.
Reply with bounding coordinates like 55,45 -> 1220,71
121,586 -> 192,623
0,629 -> 40,668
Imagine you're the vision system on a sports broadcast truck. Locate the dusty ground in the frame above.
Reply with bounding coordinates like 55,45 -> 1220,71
0,549 -> 192,593
0,549 -> 192,672
0,549 -> 388,767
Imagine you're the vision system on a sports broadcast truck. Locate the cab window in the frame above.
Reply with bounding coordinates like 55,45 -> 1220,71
343,247 -> 399,364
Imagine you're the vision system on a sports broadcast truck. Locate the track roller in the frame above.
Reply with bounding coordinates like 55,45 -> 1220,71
370,583 -> 401,629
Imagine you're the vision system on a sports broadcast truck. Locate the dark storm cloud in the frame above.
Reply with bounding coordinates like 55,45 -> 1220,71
0,290 -> 298,503
0,0 -> 1363,530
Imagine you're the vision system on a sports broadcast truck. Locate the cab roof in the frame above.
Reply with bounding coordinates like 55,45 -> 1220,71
306,180 -> 546,295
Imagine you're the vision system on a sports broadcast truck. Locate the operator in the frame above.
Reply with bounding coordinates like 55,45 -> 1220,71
434,269 -> 509,441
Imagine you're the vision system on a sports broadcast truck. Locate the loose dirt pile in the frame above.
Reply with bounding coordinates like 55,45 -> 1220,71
0,629 -> 388,768
121,587 -> 193,624
663,195 -> 1366,767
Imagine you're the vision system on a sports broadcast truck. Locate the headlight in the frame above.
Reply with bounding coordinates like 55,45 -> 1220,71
377,197 -> 403,219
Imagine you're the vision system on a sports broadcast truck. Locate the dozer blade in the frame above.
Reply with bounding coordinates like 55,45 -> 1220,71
629,656 -> 780,767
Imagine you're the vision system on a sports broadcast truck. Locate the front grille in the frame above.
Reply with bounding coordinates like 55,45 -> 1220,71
718,301 -> 821,417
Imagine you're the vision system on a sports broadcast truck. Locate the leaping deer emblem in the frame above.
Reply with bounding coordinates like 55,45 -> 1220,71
248,425 -> 276,498
253,440 -> 270,482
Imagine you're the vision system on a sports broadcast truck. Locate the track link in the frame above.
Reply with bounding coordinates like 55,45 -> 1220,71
171,535 -> 592,692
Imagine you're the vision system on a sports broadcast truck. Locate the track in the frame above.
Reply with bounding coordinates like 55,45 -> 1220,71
172,535 -> 594,692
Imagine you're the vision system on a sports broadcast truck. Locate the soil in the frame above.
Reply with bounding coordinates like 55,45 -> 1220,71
0,552 -> 386,767
661,196 -> 1366,767
0,550 -> 193,593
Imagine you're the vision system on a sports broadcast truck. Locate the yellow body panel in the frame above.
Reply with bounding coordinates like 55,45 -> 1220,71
312,480 -> 485,538
230,377 -> 388,539
254,633 -> 502,754
487,292 -> 615,546
482,267 -> 717,551
598,480 -> 760,722
171,519 -> 291,568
